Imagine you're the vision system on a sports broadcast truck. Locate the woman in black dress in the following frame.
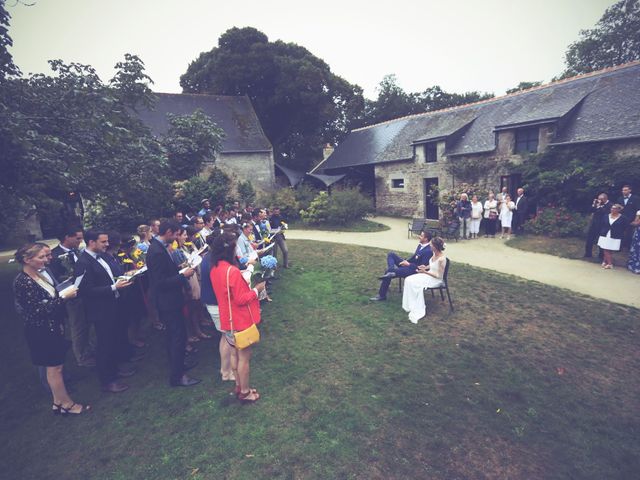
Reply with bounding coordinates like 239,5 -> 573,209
13,243 -> 90,415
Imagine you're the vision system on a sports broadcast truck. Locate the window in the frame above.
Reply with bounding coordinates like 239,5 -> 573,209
515,127 -> 539,154
391,178 -> 405,188
425,143 -> 438,163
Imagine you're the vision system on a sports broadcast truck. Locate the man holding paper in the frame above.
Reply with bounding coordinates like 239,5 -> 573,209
74,230 -> 133,393
146,220 -> 201,387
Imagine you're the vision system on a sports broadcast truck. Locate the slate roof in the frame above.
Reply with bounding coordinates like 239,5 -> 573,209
137,93 -> 272,153
316,61 -> 640,171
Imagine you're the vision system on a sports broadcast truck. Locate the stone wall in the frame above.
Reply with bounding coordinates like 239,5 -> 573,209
202,150 -> 276,192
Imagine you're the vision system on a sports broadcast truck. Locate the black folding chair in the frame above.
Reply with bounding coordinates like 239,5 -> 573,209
425,258 -> 454,312
407,218 -> 427,238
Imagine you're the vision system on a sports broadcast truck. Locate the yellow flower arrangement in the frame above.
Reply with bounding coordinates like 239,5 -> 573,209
123,258 -> 134,264
171,240 -> 178,250
136,261 -> 144,269
132,248 -> 143,259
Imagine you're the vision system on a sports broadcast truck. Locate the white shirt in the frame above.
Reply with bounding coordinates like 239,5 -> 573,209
86,249 -> 118,295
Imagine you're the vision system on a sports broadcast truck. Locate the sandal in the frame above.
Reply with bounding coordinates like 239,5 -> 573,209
237,390 -> 260,403
52,403 -> 61,415
221,372 -> 236,382
198,332 -> 212,339
234,385 -> 257,396
188,336 -> 200,343
60,403 -> 91,415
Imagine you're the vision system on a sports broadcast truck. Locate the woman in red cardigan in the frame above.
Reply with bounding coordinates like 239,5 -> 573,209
209,232 -> 265,403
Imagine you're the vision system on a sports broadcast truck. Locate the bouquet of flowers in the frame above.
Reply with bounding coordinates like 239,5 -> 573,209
252,254 -> 277,282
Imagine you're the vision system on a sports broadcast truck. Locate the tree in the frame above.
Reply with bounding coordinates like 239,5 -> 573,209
174,168 -> 230,213
561,0 -> 640,78
0,54 -> 175,236
0,0 -> 20,80
161,109 -> 224,181
364,76 -> 494,125
180,27 -> 365,171
506,81 -> 543,94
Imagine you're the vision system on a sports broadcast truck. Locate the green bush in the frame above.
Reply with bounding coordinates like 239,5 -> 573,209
267,187 -> 301,221
300,188 -> 373,225
524,206 -> 589,237
237,180 -> 256,205
175,168 -> 230,212
294,184 -> 319,212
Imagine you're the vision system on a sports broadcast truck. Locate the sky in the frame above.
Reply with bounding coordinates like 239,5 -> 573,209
5,0 -> 617,99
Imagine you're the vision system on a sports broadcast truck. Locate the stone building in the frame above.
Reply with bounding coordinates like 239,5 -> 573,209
312,62 -> 640,219
137,93 -> 275,191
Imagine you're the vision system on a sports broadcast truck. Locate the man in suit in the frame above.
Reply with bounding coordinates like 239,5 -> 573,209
50,226 -> 96,367
74,230 -> 133,393
146,220 -> 201,387
370,230 -> 433,301
616,185 -> 638,249
513,188 -> 529,235
584,193 -> 611,258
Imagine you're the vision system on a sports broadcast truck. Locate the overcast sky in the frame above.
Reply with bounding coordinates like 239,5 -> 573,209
6,0 -> 617,99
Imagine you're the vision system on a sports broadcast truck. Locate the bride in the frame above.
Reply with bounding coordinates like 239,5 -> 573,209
402,237 -> 447,323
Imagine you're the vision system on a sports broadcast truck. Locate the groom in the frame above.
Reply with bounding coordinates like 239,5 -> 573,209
370,230 -> 433,301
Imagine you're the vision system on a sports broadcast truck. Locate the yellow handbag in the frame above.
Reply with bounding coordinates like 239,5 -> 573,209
226,267 -> 260,350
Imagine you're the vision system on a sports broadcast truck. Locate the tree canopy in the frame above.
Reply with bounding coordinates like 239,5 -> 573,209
363,74 -> 494,125
180,27 -> 365,171
561,0 -> 640,78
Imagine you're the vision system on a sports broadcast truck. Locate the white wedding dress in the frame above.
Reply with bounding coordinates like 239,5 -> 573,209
402,255 -> 446,323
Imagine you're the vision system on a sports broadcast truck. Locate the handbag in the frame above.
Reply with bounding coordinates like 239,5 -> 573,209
226,267 -> 260,350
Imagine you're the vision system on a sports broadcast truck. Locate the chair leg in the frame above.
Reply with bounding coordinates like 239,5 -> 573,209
446,287 -> 454,311
430,289 -> 435,298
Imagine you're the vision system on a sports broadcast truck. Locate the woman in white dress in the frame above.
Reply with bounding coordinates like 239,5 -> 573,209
499,194 -> 515,239
402,237 -> 447,324
597,204 -> 629,269
483,192 -> 499,237
469,195 -> 484,239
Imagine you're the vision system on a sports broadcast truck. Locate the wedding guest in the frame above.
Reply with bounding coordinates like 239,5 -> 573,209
210,232 -> 266,403
513,188 -> 529,235
499,194 -> 515,239
469,195 -> 483,239
75,230 -> 133,393
51,225 -> 94,368
597,204 -> 629,269
269,206 -> 290,268
149,219 -> 161,238
212,206 -> 223,229
402,237 -> 447,324
370,230 -> 433,302
198,199 -> 211,217
117,236 -> 148,349
201,213 -> 215,239
237,221 -> 257,265
584,193 -> 611,258
200,232 -> 234,382
173,210 -> 186,227
627,209 -> 640,274
616,185 -> 638,249
147,220 -> 200,387
225,209 -> 238,225
13,243 -> 90,415
136,224 -> 151,253
483,192 -> 499,238
456,193 -> 472,239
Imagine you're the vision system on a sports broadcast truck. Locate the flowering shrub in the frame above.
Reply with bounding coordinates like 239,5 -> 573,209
299,188 -> 373,225
524,206 -> 589,237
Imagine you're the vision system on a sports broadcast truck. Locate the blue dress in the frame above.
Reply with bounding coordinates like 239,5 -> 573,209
627,226 -> 640,274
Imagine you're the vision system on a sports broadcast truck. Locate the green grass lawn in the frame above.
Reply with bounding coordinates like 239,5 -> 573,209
1,241 -> 638,479
289,218 -> 390,232
505,234 -> 627,265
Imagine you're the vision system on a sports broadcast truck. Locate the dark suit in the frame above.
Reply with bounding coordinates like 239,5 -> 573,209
585,200 -> 611,257
146,237 -> 187,384
378,244 -> 433,299
74,251 -> 120,385
50,245 -> 78,282
617,194 -> 639,248
513,195 -> 529,234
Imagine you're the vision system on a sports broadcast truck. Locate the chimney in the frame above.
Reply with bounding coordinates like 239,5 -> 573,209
323,143 -> 334,161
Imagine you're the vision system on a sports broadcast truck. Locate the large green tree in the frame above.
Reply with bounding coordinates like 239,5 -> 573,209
0,53 -> 174,236
180,27 -> 365,170
364,75 -> 494,125
561,0 -> 640,77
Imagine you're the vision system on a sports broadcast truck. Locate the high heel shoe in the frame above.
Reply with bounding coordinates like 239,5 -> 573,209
52,403 -> 62,415
60,403 -> 91,415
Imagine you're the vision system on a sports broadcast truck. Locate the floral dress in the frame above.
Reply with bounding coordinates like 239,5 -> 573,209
627,211 -> 640,274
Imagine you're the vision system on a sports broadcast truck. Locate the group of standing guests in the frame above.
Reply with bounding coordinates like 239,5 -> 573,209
12,202 -> 289,415
584,185 -> 640,272
454,187 -> 529,240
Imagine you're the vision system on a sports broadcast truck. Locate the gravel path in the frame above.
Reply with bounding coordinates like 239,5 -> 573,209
287,216 -> 640,308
